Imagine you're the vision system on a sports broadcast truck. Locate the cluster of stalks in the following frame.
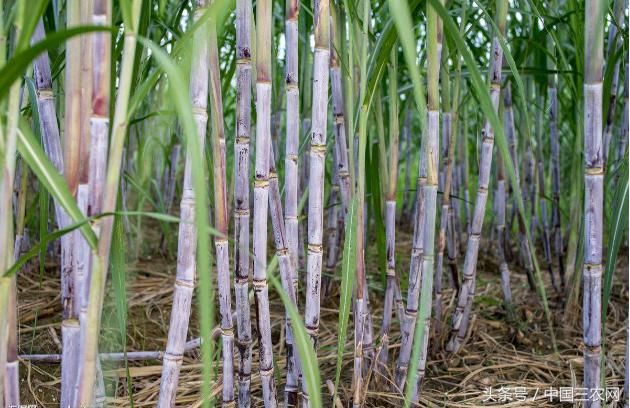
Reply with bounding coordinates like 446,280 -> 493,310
0,0 -> 628,407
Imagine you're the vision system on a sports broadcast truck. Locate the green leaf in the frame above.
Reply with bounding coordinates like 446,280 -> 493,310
16,0 -> 49,52
388,0 -> 428,129
602,157 -> 628,332
333,197 -> 358,398
110,208 -> 135,407
367,143 -> 387,286
0,25 -> 114,101
4,217 -> 90,278
16,120 -> 97,250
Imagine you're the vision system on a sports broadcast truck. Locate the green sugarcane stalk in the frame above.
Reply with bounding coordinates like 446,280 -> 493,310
0,2 -> 24,404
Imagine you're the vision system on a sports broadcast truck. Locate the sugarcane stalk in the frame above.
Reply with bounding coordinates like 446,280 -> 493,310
252,0 -> 278,403
547,35 -> 564,291
375,88 -> 390,193
395,136 -> 426,388
321,4 -> 347,297
74,2 -> 141,405
330,3 -> 351,216
461,105 -> 471,236
504,83 -> 535,290
434,36 -> 463,344
208,11 -> 236,405
0,3 -> 23,403
352,1 -> 370,405
523,140 -> 537,247
410,0 -> 443,398
298,21 -> 314,273
268,146 -> 301,407
5,161 -> 27,407
63,0 -> 82,198
32,16 -> 79,404
378,47 -> 400,372
582,0 -> 604,405
495,153 -> 514,319
535,95 -> 558,293
401,109 -> 413,221
324,149 -> 341,294
285,0 -> 300,278
79,0 -> 94,185
69,1 -> 111,404
157,2 -> 209,406
164,143 -> 180,215
446,0 -> 507,353
234,0 -> 253,403
617,64 -> 629,165
304,0 -> 330,350
58,2 -> 84,403
504,85 -> 521,230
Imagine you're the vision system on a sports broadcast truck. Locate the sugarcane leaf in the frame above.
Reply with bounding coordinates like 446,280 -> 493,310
470,0 -> 533,146
602,156 -> 628,332
0,26 -> 113,101
333,197 -> 358,398
386,0 -> 427,129
16,0 -> 49,52
268,261 -> 322,408
523,0 -> 578,99
4,209 -> 221,278
110,209 -> 135,407
4,217 -> 90,278
367,143 -> 387,286
127,0 -> 235,119
16,120 -> 98,250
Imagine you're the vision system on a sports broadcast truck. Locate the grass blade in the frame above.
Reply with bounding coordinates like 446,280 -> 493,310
16,120 -> 97,249
334,197 -> 358,397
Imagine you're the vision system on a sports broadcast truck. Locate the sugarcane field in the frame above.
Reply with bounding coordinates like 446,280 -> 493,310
0,0 -> 629,406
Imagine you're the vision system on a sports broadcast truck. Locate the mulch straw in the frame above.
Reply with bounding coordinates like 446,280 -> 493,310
16,229 -> 628,407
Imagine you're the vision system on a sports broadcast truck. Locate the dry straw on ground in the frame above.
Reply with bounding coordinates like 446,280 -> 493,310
16,227 -> 628,407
